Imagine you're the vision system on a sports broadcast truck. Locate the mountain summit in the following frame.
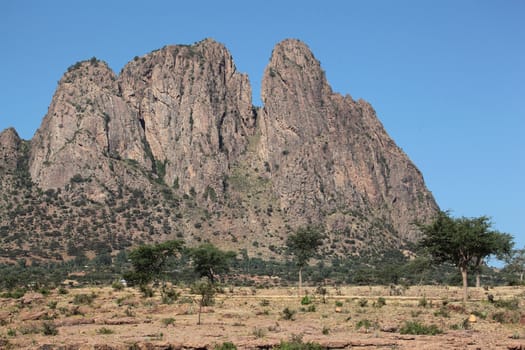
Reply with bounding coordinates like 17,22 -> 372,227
0,39 -> 438,262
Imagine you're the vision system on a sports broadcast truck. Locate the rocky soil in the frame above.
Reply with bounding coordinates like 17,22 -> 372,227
0,285 -> 524,349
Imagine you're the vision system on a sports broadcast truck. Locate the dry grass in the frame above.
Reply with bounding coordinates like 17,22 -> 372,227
0,285 -> 523,349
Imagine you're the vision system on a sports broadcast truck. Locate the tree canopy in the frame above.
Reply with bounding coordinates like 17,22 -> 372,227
190,243 -> 236,283
286,225 -> 324,293
418,211 -> 513,301
125,240 -> 184,285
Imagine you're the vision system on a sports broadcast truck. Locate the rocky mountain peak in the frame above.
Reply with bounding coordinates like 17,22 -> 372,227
1,39 -> 439,262
0,127 -> 22,172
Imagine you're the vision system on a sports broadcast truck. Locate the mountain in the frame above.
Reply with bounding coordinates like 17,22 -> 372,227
0,38 -> 438,263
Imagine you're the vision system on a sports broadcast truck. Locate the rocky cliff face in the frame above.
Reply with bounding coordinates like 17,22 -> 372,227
118,39 -> 255,198
1,38 -> 438,262
258,39 -> 436,241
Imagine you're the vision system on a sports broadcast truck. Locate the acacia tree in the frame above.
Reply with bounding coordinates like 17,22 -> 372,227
286,225 -> 324,295
125,240 -> 184,286
190,243 -> 236,283
419,211 -> 513,302
504,248 -> 525,282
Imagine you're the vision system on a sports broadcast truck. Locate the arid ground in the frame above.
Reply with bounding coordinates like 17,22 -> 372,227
1,285 -> 524,349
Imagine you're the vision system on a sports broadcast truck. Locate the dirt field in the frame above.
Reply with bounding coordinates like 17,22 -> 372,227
0,284 -> 524,349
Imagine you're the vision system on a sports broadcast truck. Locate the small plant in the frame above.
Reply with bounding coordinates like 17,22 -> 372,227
260,299 -> 270,307
418,296 -> 428,308
400,321 -> 442,335
322,325 -> 330,335
335,300 -> 343,307
7,329 -> 16,337
433,307 -> 450,318
215,342 -> 237,350
57,287 -> 68,295
161,317 -> 175,326
139,285 -> 154,298
97,327 -> 114,335
316,286 -> 328,303
161,286 -> 180,304
47,300 -> 58,310
282,307 -> 296,321
125,307 -> 135,317
374,297 -> 386,308
357,298 -> 368,307
301,295 -> 312,305
252,327 -> 266,338
42,321 -> 58,336
411,310 -> 422,317
112,281 -> 125,291
356,319 -> 373,331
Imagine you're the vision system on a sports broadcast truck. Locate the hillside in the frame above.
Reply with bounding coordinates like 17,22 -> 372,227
0,38 -> 438,263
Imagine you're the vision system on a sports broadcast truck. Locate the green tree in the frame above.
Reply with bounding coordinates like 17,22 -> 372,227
190,243 -> 236,283
125,240 -> 184,285
286,225 -> 324,295
191,278 -> 216,325
504,248 -> 525,283
418,211 -> 513,302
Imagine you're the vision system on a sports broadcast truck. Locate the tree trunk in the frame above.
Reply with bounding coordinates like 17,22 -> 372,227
520,271 -> 523,282
475,271 -> 481,288
460,266 -> 468,303
198,302 -> 202,325
298,267 -> 303,296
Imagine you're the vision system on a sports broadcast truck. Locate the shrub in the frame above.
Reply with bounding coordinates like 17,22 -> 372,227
42,321 -> 58,336
73,293 -> 95,305
97,327 -> 114,335
161,286 -> 180,304
418,296 -> 428,308
494,298 -> 520,310
260,299 -> 270,307
357,298 -> 368,307
282,307 -> 296,321
112,281 -> 125,291
335,300 -> 343,307
139,285 -> 154,298
356,319 -> 374,331
161,317 -> 175,326
399,321 -> 442,335
274,340 -> 323,350
301,295 -> 312,305
214,342 -> 237,350
374,297 -> 386,308
492,310 -> 520,324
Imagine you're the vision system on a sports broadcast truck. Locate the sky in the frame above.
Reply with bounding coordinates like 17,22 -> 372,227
1,0 -> 524,256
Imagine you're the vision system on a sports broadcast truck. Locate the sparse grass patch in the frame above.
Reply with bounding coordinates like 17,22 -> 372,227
214,342 -> 237,350
42,321 -> 58,336
161,317 -> 175,326
492,310 -> 520,324
252,326 -> 266,338
96,327 -> 114,335
73,292 -> 96,305
400,321 -> 442,335
357,298 -> 368,307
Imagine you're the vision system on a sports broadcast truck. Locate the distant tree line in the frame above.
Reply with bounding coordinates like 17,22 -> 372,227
0,218 -> 520,293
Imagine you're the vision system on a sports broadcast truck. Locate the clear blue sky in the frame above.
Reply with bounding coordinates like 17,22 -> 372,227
1,0 -> 523,253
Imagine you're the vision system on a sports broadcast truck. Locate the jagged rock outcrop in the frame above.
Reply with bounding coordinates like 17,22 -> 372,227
258,39 -> 436,241
118,39 -> 255,197
29,59 -> 151,200
0,38 -> 439,261
0,127 -> 22,173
